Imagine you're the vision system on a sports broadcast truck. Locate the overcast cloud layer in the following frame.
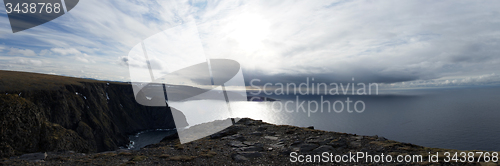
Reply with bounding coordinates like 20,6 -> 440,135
1,0 -> 500,88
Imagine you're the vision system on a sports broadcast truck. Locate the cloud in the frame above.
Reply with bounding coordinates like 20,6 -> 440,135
50,48 -> 82,55
118,56 -> 129,67
10,58 -> 43,66
1,0 -> 500,87
75,56 -> 89,63
39,47 -> 96,63
381,73 -> 500,88
39,49 -> 51,56
74,53 -> 95,63
191,0 -> 500,85
7,48 -> 37,56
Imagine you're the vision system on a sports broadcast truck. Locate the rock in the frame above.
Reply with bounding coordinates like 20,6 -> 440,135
312,145 -> 335,152
257,126 -> 267,131
305,138 -> 322,144
232,154 -> 248,162
160,132 -> 179,142
307,126 -> 314,129
235,134 -> 247,141
250,132 -> 263,136
299,144 -> 319,152
320,138 -> 335,145
360,148 -> 372,154
291,140 -> 303,146
242,119 -> 262,126
352,136 -> 363,140
327,138 -> 348,148
222,134 -> 246,141
243,141 -> 255,146
350,141 -> 362,148
210,125 -> 242,139
239,146 -> 264,152
376,137 -> 387,141
270,144 -> 285,149
266,132 -> 276,136
264,136 -> 279,140
16,152 -> 47,161
237,151 -> 263,158
280,149 -> 293,155
375,146 -> 385,152
253,143 -> 264,147
0,72 -> 187,156
228,141 -> 247,148
116,149 -> 130,153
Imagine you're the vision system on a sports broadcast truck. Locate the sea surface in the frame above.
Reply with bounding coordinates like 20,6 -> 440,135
130,86 -> 500,151
127,129 -> 176,150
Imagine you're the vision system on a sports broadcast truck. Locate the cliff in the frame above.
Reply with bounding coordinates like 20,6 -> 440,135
0,70 -> 188,157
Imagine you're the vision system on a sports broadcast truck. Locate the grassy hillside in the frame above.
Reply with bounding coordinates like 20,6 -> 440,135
0,70 -> 187,157
0,70 -> 115,92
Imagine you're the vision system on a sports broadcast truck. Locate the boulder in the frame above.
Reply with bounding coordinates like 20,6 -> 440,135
264,136 -> 279,140
250,132 -> 263,136
232,154 -> 248,162
16,152 -> 47,161
299,144 -> 319,152
312,145 -> 335,152
239,146 -> 264,152
228,141 -> 247,148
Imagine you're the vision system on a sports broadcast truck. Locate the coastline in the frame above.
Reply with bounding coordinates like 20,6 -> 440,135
2,118 -> 497,165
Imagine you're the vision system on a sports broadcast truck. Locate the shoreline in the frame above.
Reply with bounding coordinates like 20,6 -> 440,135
3,118 -> 498,165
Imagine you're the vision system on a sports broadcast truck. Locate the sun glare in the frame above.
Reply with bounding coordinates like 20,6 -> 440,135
228,13 -> 270,51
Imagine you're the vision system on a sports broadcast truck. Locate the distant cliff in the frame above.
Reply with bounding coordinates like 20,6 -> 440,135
0,70 -> 188,157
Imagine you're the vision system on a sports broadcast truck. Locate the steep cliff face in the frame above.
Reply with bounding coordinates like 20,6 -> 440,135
0,70 -> 188,157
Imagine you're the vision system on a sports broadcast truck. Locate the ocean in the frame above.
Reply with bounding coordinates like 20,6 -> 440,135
130,86 -> 500,151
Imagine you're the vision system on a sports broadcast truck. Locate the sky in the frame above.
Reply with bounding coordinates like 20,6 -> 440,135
1,0 -> 500,89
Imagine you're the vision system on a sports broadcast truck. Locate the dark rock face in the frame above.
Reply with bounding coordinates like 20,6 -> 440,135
0,73 -> 188,158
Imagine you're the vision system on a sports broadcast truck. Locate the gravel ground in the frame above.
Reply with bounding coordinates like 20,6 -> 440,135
2,118 -> 498,165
